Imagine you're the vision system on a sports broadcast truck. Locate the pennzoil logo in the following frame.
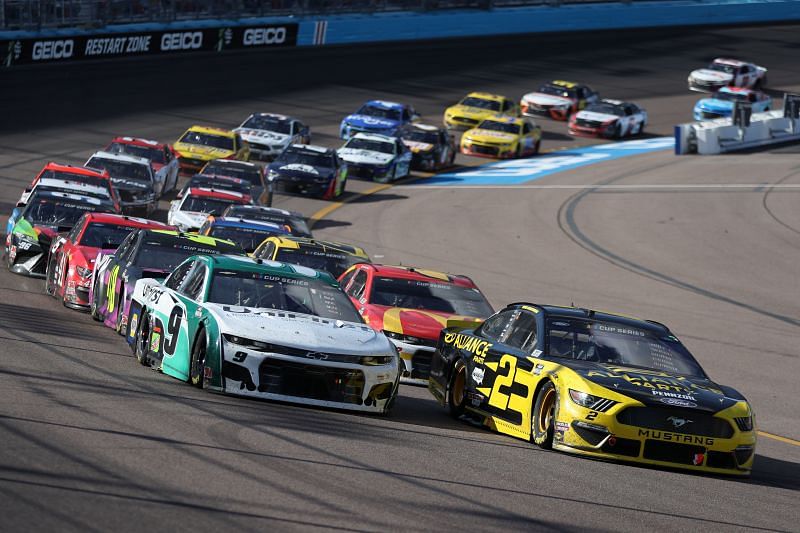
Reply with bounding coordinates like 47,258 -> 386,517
444,333 -> 491,358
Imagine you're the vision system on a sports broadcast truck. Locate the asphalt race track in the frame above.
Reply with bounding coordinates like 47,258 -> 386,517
1,24 -> 799,532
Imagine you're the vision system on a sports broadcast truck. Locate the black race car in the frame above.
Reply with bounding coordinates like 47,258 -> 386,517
199,160 -> 267,204
267,144 -> 347,200
85,151 -> 159,216
221,204 -> 313,238
398,123 -> 457,171
177,173 -> 254,200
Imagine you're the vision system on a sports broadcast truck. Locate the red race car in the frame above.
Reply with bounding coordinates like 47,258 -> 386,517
105,136 -> 181,197
44,213 -> 173,310
338,264 -> 494,384
19,162 -> 122,213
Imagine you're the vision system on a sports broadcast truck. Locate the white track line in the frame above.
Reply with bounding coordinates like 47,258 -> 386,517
399,183 -> 800,190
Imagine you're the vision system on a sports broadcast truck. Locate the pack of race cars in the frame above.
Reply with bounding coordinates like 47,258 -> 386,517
2,59 -> 763,476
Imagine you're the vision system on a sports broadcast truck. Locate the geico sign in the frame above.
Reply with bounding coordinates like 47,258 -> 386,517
160,32 -> 203,51
243,27 -> 287,46
32,40 -> 74,61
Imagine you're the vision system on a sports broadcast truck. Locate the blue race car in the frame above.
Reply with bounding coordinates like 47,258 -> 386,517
340,100 -> 420,140
267,144 -> 347,200
693,87 -> 772,121
198,216 -> 291,254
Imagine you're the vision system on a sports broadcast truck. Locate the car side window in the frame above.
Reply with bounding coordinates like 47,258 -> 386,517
165,261 -> 194,290
522,122 -> 532,134
68,215 -> 87,243
339,269 -> 356,290
180,265 -> 207,300
478,309 -> 517,342
504,311 -> 538,354
347,270 -> 368,300
115,231 -> 137,261
259,242 -> 276,259
625,106 -> 634,116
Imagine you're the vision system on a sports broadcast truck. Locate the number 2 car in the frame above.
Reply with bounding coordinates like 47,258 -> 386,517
429,303 -> 756,476
125,255 -> 400,413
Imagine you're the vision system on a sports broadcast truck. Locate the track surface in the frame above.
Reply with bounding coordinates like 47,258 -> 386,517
1,25 -> 799,532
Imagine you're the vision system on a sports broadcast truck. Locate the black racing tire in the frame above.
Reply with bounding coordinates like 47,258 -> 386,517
447,360 -> 467,419
115,286 -> 126,336
89,277 -> 102,321
614,123 -> 623,140
189,331 -> 207,389
531,381 -> 558,449
44,255 -> 57,296
533,139 -> 541,155
135,311 -> 151,366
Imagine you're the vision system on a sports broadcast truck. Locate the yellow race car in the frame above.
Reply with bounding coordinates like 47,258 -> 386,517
173,125 -> 250,175
429,303 -> 756,476
460,115 -> 541,159
443,92 -> 518,130
252,235 -> 370,278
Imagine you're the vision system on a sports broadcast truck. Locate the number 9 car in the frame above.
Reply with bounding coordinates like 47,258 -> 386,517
429,302 -> 756,476
126,254 -> 400,413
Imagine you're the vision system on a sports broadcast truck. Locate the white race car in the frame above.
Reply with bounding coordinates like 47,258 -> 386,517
234,113 -> 311,161
688,58 -> 767,93
168,187 -> 251,232
125,254 -> 400,413
336,132 -> 412,183
568,99 -> 647,139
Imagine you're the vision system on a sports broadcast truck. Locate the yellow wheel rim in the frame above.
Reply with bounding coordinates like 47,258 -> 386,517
452,366 -> 466,406
538,388 -> 556,433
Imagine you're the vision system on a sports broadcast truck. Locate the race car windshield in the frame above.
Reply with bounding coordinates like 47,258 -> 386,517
224,208 -> 312,237
179,131 -> 234,151
713,91 -> 748,102
709,62 -> 736,74
538,85 -> 577,99
545,319 -> 705,377
345,138 -> 395,154
586,103 -> 624,116
181,197 -> 237,215
357,105 -> 401,121
134,240 -> 238,270
187,176 -> 251,193
478,120 -> 520,134
242,115 -> 292,134
86,158 -> 152,184
459,97 -> 501,111
106,142 -> 165,164
79,223 -> 137,249
22,198 -> 102,228
277,149 -> 334,168
275,248 -> 364,278
403,130 -> 439,144
208,226 -> 283,253
370,278 -> 493,317
208,271 -> 362,322
202,162 -> 263,186
42,170 -> 108,189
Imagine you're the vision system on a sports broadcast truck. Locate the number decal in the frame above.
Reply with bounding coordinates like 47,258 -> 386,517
106,265 -> 119,313
163,306 -> 183,356
232,351 -> 247,363
586,410 -> 599,421
488,354 -> 517,410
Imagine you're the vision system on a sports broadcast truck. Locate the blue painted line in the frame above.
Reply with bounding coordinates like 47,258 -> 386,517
423,137 -> 675,186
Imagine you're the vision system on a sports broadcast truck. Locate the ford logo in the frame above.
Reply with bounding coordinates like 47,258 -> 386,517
661,398 -> 697,408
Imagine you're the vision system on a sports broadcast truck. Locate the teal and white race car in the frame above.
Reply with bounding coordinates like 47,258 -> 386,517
125,254 -> 400,413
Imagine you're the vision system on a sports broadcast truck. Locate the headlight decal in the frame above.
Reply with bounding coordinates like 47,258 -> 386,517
568,389 -> 618,412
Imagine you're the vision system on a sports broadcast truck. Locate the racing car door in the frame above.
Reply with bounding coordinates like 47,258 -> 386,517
394,139 -> 412,179
472,308 -> 541,440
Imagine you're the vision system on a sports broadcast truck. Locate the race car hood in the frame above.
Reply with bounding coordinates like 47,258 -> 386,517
271,163 -> 332,179
207,303 -> 395,356
695,98 -> 734,114
463,129 -> 518,144
337,148 -> 395,166
568,362 -> 740,413
368,305 -> 483,340
574,110 -> 619,123
445,105 -> 496,121
342,114 -> 400,131
111,178 -> 151,192
522,92 -> 574,106
235,128 -> 291,146
690,69 -> 733,83
402,140 -> 435,153
169,210 -> 208,229
173,142 -> 235,161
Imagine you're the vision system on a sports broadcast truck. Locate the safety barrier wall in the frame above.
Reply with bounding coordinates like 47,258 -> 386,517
2,0 -> 800,67
675,111 -> 800,155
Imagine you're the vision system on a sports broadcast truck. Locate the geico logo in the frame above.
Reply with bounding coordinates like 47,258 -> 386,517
160,32 -> 203,51
243,27 -> 287,46
32,40 -> 74,60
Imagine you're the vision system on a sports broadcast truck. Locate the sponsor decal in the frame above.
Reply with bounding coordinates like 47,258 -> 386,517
150,332 -> 161,353
533,363 -> 544,376
638,429 -> 714,446
667,416 -> 693,429
1,24 -> 297,67
143,284 -> 165,303
660,397 -> 697,408
692,453 -> 705,466
652,390 -> 696,401
555,421 -> 570,432
128,314 -> 138,337
443,332 -> 492,359
471,367 -> 484,385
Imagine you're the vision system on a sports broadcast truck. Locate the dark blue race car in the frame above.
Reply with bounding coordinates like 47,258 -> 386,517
267,144 -> 348,200
339,100 -> 420,140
